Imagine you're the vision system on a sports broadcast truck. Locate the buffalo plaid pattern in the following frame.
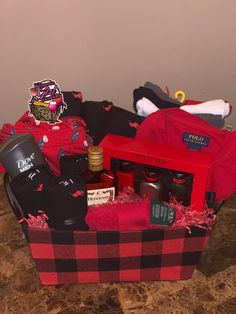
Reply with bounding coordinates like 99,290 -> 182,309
23,226 -> 210,285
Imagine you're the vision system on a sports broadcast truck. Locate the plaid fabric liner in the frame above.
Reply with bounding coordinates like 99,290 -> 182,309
23,225 -> 210,285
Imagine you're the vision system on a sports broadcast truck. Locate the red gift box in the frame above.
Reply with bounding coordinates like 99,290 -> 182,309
100,134 -> 213,212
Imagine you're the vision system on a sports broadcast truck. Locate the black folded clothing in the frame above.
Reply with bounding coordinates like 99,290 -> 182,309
133,86 -> 181,112
80,100 -> 113,144
61,91 -> 83,117
10,165 -> 54,216
60,153 -> 88,176
61,92 -> 144,145
144,81 -> 181,106
107,106 -> 143,139
44,175 -> 88,230
81,101 -> 143,145
10,165 -> 88,230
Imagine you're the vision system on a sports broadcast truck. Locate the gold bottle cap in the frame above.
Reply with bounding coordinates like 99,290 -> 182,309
88,146 -> 104,171
88,146 -> 103,155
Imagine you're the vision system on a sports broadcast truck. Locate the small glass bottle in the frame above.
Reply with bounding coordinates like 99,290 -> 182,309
168,171 -> 192,206
137,166 -> 163,201
81,146 -> 115,206
116,160 -> 135,192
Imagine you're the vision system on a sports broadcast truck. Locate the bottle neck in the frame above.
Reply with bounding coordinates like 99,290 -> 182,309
88,162 -> 103,172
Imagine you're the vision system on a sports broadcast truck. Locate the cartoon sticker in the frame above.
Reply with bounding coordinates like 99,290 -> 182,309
28,79 -> 67,124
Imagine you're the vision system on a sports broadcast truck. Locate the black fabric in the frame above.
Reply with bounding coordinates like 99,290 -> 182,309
60,153 -> 88,176
44,175 -> 88,230
144,81 -> 181,106
61,91 -> 83,117
81,101 -> 143,145
133,86 -> 181,112
80,100 -> 113,144
107,106 -> 143,139
62,92 -> 143,145
10,164 -> 88,231
10,165 -> 54,216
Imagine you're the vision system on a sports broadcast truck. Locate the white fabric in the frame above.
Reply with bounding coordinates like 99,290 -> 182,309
180,99 -> 230,118
136,97 -> 158,117
136,98 -> 230,119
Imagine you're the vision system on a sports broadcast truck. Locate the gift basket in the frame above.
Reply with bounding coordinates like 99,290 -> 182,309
0,80 -> 233,285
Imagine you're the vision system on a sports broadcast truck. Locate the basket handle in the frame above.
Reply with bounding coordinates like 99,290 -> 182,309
3,172 -> 24,220
205,191 -> 223,214
213,200 -> 224,214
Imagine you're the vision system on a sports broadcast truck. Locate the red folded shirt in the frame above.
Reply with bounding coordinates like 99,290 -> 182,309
0,112 -> 89,175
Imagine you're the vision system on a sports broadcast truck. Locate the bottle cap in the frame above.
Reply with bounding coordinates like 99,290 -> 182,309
172,171 -> 188,183
88,146 -> 103,171
88,146 -> 103,155
143,166 -> 161,182
120,160 -> 133,173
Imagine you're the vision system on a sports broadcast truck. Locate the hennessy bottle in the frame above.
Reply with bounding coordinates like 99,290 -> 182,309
81,146 -> 115,206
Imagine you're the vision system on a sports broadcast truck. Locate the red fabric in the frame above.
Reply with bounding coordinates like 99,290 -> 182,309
135,108 -> 236,201
85,197 -> 214,232
86,200 -> 150,231
183,99 -> 202,105
0,111 -> 88,175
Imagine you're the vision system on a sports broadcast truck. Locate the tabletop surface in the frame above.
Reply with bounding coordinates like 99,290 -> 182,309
0,173 -> 236,314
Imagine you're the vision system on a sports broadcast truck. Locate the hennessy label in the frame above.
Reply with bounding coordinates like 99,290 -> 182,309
150,200 -> 176,226
87,187 -> 115,206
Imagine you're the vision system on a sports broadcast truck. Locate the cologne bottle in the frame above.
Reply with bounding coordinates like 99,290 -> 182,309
81,146 -> 115,206
116,160 -> 135,192
137,166 -> 163,201
168,171 -> 192,206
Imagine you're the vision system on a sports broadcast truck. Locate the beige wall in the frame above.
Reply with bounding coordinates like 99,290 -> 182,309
1,0 -> 236,128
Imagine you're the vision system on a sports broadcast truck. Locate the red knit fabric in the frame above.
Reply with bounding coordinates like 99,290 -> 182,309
86,200 -> 149,231
135,108 -> 236,201
0,112 -> 88,175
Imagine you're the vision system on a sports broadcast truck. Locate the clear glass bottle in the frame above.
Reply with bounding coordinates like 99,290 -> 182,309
137,166 -> 163,201
81,146 -> 115,206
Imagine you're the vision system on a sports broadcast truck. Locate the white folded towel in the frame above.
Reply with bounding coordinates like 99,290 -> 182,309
136,98 -> 230,119
180,99 -> 230,118
136,97 -> 158,117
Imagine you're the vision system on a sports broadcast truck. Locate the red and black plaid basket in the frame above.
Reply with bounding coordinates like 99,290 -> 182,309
4,171 -> 212,286
22,224 -> 210,285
